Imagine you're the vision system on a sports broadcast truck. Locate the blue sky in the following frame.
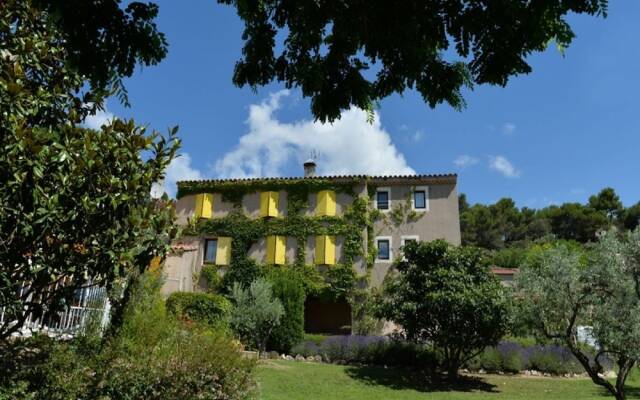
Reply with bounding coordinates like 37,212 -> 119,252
90,1 -> 640,207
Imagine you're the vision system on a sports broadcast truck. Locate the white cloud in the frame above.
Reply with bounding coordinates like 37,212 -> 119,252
489,155 -> 520,178
83,104 -> 115,130
502,122 -> 516,135
214,90 -> 414,178
151,153 -> 203,198
411,130 -> 424,143
453,155 -> 479,168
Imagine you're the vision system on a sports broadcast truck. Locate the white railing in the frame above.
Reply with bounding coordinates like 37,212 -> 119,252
0,285 -> 111,338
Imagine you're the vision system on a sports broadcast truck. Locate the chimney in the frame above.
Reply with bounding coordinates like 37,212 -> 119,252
303,159 -> 316,177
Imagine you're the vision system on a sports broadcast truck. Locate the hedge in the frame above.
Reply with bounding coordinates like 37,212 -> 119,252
166,292 -> 231,326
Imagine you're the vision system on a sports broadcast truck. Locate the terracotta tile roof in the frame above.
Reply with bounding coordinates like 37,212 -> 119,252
177,173 -> 457,185
170,242 -> 199,251
491,267 -> 519,275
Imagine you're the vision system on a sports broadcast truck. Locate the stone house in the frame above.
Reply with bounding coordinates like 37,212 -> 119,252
162,162 -> 461,334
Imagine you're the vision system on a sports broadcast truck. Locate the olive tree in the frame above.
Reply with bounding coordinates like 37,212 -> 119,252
229,278 -> 284,353
376,240 -> 508,379
518,228 -> 640,400
0,0 -> 179,342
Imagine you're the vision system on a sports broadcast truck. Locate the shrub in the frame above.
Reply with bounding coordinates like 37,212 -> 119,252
465,340 -> 607,375
291,335 -> 438,370
265,268 -> 306,353
166,291 -> 231,327
376,240 -> 508,379
1,274 -> 256,400
97,329 -> 255,400
498,342 -> 524,373
230,278 -> 284,352
201,264 -> 222,293
479,348 -> 502,372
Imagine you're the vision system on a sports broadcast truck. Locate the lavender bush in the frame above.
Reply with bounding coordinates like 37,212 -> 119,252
467,340 -> 613,375
291,335 -> 438,368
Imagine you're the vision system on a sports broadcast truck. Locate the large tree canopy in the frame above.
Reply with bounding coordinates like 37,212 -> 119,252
0,0 -> 178,342
33,0 -> 167,101
219,0 -> 608,121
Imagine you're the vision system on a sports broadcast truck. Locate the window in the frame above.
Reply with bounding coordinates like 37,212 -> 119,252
375,237 -> 392,262
266,235 -> 286,265
401,236 -> 418,247
195,193 -> 214,218
204,237 -> 232,265
315,235 -> 336,265
413,191 -> 426,209
412,186 -> 429,211
204,239 -> 218,263
260,191 -> 279,217
375,188 -> 390,211
316,190 -> 336,216
400,236 -> 419,260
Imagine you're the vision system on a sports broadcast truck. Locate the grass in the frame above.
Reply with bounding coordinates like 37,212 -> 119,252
257,360 -> 640,400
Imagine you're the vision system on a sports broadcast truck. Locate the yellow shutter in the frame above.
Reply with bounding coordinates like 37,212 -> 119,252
194,194 -> 204,218
266,235 -> 275,263
326,191 -> 336,216
325,235 -> 336,265
315,235 -> 326,264
216,237 -> 231,265
317,191 -> 327,216
194,193 -> 213,218
266,235 -> 286,264
317,190 -> 336,216
260,191 -> 279,217
275,236 -> 286,265
202,193 -> 213,218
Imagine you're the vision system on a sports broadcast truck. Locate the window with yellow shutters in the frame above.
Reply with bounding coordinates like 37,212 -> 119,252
315,235 -> 336,265
260,191 -> 279,217
316,190 -> 336,216
215,237 -> 232,265
266,235 -> 286,264
194,193 -> 214,218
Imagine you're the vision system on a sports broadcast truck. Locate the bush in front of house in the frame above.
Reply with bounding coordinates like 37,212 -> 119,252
466,340 -> 610,375
1,274 -> 256,400
291,335 -> 439,370
376,240 -> 509,379
166,291 -> 231,327
230,278 -> 284,352
200,264 -> 223,293
264,268 -> 306,354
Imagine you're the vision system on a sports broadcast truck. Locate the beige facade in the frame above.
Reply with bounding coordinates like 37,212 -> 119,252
164,174 -> 461,297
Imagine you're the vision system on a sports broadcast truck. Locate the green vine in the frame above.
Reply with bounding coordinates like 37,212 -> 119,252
181,180 -> 373,300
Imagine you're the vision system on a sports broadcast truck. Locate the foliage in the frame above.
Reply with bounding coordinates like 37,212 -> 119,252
166,291 -> 231,327
291,336 -> 438,370
517,229 -> 640,400
588,187 -> 623,221
621,202 -> 640,231
0,273 -> 256,400
541,203 -> 609,243
230,278 -> 285,352
459,187 -> 639,250
467,340 -> 601,375
218,0 -> 607,122
0,0 -> 179,342
30,0 -> 167,103
265,268 -> 306,353
350,290 -> 383,336
201,264 -> 223,292
183,181 -> 370,301
376,240 -> 509,379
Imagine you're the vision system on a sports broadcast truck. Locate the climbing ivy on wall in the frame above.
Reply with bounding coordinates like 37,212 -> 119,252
179,178 -> 371,300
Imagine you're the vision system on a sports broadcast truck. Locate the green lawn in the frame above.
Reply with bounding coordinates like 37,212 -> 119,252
257,360 -> 640,400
